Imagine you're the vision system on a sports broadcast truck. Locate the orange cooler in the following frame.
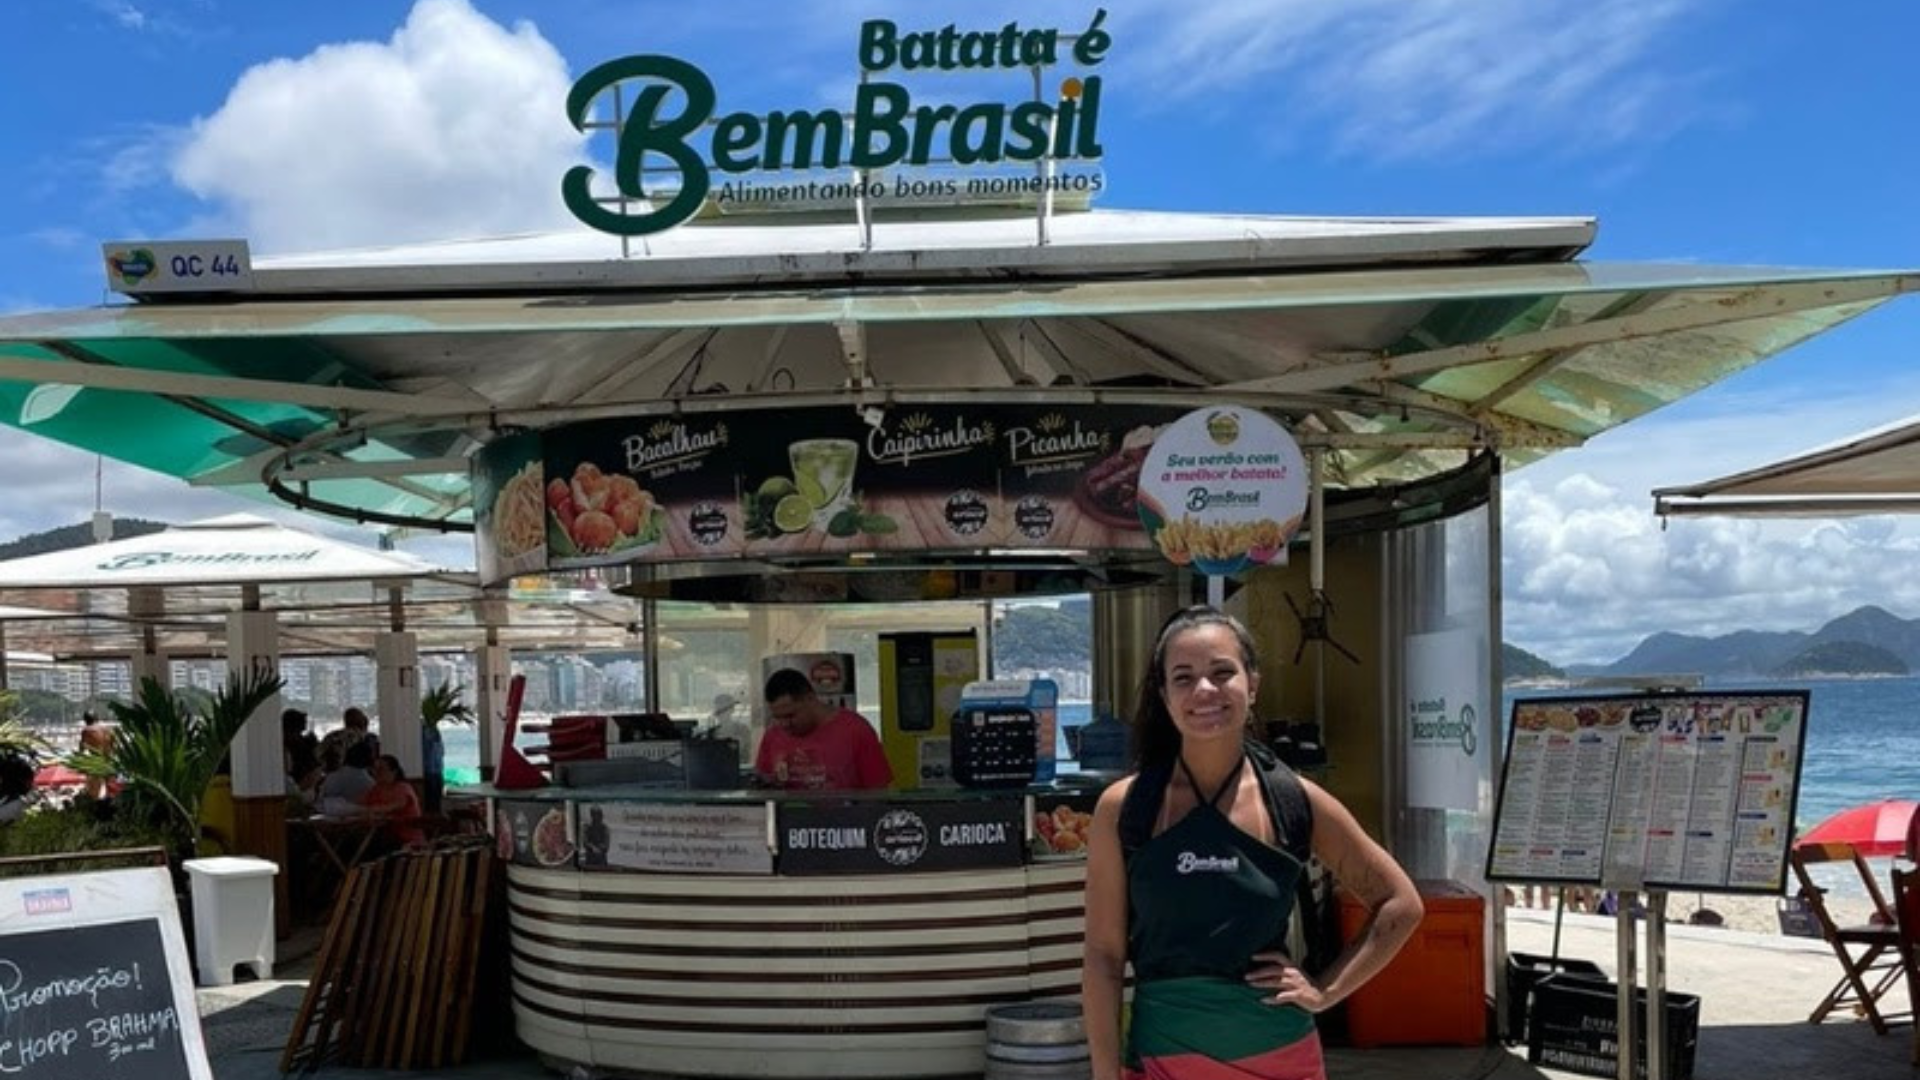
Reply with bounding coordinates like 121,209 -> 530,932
1337,879 -> 1486,1047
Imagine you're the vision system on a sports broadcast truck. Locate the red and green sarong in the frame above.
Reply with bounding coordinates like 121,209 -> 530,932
1124,977 -> 1323,1080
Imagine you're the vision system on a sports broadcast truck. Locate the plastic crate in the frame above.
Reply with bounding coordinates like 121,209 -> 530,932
1505,952 -> 1606,1044
1338,880 -> 1487,1047
1527,973 -> 1699,1080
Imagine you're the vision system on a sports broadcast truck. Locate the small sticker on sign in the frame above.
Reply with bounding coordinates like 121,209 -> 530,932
23,888 -> 72,915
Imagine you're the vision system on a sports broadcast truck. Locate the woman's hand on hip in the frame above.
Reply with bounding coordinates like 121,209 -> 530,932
1246,952 -> 1331,1012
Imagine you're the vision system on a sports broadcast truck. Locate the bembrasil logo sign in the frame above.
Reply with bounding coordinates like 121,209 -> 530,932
563,11 -> 1112,236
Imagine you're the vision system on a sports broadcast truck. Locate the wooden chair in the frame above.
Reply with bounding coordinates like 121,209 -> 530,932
1891,867 -> 1920,1064
1790,842 -> 1908,1033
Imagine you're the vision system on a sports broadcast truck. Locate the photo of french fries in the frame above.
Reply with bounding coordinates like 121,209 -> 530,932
1152,514 -> 1296,566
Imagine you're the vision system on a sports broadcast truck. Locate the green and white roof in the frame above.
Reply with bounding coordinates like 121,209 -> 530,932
0,208 -> 1910,536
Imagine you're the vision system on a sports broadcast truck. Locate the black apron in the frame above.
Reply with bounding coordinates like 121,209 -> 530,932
1123,756 -> 1322,1079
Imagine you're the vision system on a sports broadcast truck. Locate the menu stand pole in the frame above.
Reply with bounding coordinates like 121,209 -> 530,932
1615,889 -> 1639,1080
1551,886 -> 1567,959
1646,889 -> 1669,1080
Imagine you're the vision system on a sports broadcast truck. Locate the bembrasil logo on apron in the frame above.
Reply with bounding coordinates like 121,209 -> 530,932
1176,853 -> 1241,874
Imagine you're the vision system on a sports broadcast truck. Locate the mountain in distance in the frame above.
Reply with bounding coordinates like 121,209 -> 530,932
1771,641 -> 1908,678
1502,643 -> 1564,681
1577,604 -> 1920,678
0,517 -> 168,560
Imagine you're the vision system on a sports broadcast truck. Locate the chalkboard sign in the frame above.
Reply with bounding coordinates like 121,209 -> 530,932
0,867 -> 209,1080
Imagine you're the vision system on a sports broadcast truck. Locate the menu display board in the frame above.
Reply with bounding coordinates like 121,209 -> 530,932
1486,691 -> 1809,895
473,403 -> 1202,585
578,802 -> 773,875
777,798 -> 1026,876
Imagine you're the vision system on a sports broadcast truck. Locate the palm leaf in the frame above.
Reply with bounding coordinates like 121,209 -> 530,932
0,690 -> 49,761
72,669 -> 283,851
422,682 -> 475,726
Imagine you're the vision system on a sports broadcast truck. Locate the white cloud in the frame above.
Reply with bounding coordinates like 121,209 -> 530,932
93,1 -> 147,31
0,426 -> 479,570
170,0 -> 587,253
1502,389 -> 1920,667
1114,0 -> 1715,158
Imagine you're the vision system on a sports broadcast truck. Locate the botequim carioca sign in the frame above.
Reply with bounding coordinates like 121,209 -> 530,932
563,11 -> 1112,236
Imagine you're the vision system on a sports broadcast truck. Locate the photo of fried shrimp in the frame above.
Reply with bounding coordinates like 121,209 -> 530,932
492,462 -> 545,558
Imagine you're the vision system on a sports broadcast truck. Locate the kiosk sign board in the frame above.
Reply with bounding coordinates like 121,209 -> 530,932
0,866 -> 212,1080
473,403 -> 1194,585
1405,628 -> 1484,810
563,12 -> 1113,237
777,799 -> 1025,875
1486,691 -> 1810,894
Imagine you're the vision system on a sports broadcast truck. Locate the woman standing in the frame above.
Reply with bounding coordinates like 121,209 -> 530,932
1081,606 -> 1422,1080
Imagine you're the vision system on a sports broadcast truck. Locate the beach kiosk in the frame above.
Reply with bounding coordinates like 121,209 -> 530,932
0,13 -> 1913,1078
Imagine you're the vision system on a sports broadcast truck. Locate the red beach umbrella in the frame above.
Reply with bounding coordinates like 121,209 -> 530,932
1794,798 -> 1920,859
32,763 -> 88,789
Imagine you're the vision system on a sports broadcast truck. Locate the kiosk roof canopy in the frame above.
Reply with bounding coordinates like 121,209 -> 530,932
1655,411 -> 1920,519
1,209 -> 1912,533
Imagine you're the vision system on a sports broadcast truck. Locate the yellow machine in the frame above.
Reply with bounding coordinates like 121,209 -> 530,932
877,631 -> 979,790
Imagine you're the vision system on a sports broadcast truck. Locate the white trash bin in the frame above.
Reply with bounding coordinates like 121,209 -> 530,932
183,855 -> 278,986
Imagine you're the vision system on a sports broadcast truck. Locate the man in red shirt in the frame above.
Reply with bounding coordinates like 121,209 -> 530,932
755,668 -> 893,790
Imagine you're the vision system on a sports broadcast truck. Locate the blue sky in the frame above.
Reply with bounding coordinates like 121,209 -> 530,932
2,0 -> 1918,663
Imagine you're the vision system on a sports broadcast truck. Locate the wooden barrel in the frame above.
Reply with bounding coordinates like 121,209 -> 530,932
985,1002 -> 1091,1080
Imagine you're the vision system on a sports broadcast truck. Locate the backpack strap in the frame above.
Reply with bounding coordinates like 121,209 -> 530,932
1117,743 -> 1312,864
1118,762 -> 1173,861
1248,740 -> 1313,865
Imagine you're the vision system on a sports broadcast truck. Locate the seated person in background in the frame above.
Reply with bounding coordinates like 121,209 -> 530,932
320,706 -> 379,772
360,754 -> 425,847
753,669 -> 892,791
318,741 -> 376,816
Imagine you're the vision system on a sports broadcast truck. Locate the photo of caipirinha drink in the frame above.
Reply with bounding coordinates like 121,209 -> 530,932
789,438 -> 858,527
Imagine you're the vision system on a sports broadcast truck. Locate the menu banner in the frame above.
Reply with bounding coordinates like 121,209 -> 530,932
579,802 -> 773,875
1485,691 -> 1809,895
473,403 -> 1217,584
493,799 -> 575,869
776,798 -> 1026,876
1136,406 -> 1307,577
1031,789 -> 1098,861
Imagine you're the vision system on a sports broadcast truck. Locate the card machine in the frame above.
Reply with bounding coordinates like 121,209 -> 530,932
952,706 -> 1038,788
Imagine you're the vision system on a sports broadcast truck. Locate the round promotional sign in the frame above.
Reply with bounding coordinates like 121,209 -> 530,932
1136,407 -> 1308,576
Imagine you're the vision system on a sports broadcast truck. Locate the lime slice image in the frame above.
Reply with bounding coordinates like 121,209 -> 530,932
773,493 -> 814,533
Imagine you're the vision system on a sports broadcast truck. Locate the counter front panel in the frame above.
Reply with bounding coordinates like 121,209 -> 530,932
507,864 -> 1088,1078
